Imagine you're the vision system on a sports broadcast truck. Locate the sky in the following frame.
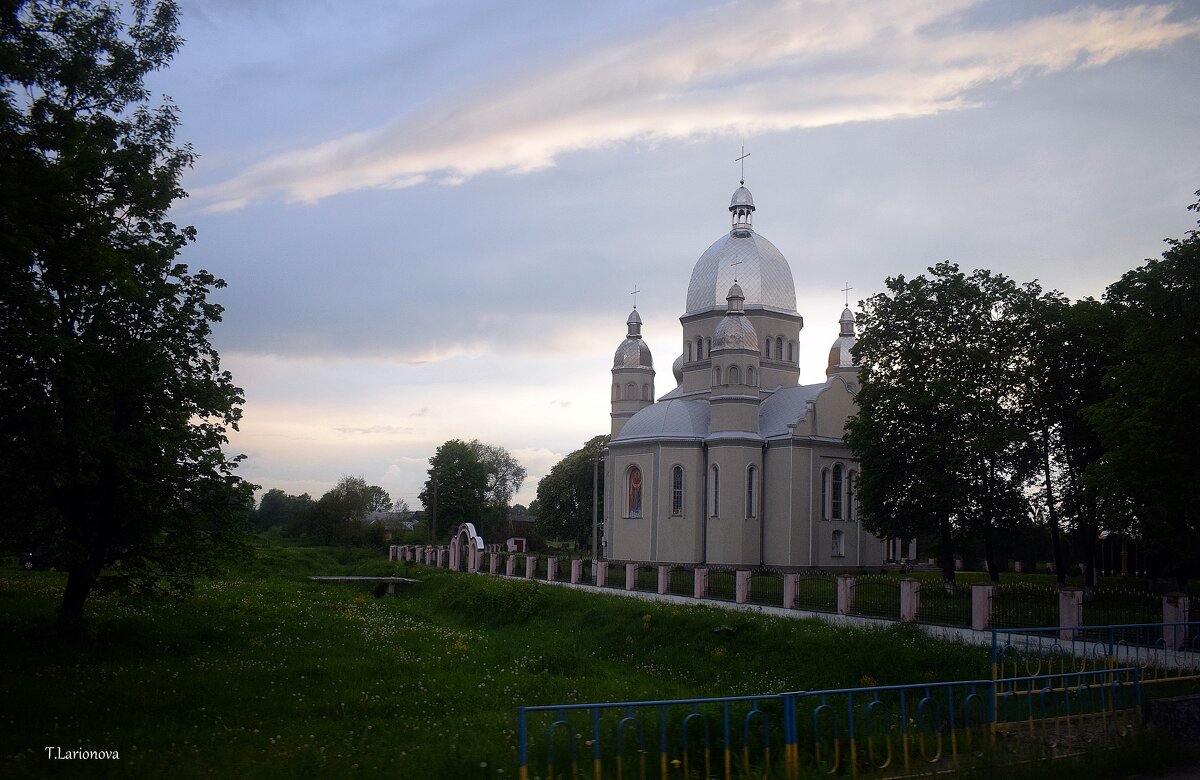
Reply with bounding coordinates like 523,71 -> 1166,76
152,0 -> 1200,513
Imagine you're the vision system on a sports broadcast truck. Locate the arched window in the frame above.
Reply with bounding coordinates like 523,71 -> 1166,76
712,366 -> 721,385
847,470 -> 856,520
831,464 -> 844,520
788,341 -> 795,362
729,365 -> 740,385
705,338 -> 711,356
747,366 -> 756,386
832,530 -> 845,557
687,342 -> 693,362
776,336 -> 784,359
709,465 -> 720,517
746,466 -> 757,518
625,381 -> 637,400
764,337 -> 771,358
820,467 -> 829,520
671,466 -> 684,516
641,383 -> 650,401
627,466 -> 642,518
611,383 -> 619,402
696,337 -> 704,360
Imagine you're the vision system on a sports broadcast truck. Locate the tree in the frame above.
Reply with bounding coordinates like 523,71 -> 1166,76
1084,192 -> 1200,586
420,440 -> 488,543
310,476 -> 388,546
533,435 -> 607,550
419,439 -> 526,544
846,263 -> 1043,582
0,0 -> 253,631
252,489 -> 315,532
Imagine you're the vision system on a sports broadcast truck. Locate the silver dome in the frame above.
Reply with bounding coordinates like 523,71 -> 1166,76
685,232 -> 797,315
672,352 -> 684,385
713,314 -> 759,351
730,186 -> 755,210
826,307 -> 857,372
614,337 -> 653,369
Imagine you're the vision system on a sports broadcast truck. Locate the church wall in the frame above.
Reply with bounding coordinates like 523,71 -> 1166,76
607,446 -> 656,561
747,311 -> 802,391
653,445 -> 707,563
762,441 -> 810,567
703,442 -> 762,565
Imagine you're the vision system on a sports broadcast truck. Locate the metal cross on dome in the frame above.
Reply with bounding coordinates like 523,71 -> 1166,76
842,282 -> 853,306
630,284 -> 641,308
735,145 -> 750,185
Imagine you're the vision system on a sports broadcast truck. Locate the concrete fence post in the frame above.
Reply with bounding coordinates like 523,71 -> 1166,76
735,570 -> 752,604
505,555 -> 516,577
694,568 -> 708,600
1163,593 -> 1191,650
525,556 -> 537,579
971,583 -> 995,631
900,579 -> 920,622
547,558 -> 558,582
571,559 -> 582,584
837,575 -> 855,616
489,552 -> 499,574
438,548 -> 447,568
783,574 -> 799,609
597,560 -> 609,587
658,566 -> 670,595
625,562 -> 637,590
1059,586 -> 1083,641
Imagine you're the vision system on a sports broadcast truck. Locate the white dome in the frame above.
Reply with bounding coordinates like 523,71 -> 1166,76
685,231 -> 797,315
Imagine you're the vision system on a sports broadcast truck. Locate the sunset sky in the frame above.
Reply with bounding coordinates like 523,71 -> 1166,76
155,0 -> 1200,510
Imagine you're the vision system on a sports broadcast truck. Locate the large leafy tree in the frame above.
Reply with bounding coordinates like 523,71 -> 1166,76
252,489 -> 315,532
1084,193 -> 1200,586
0,0 -> 252,630
533,435 -> 607,550
420,439 -> 526,544
847,262 -> 1043,582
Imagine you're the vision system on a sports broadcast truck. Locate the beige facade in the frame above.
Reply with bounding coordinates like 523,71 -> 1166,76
604,184 -> 901,569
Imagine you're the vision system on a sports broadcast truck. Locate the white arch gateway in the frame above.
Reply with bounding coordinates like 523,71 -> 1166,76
449,522 -> 485,572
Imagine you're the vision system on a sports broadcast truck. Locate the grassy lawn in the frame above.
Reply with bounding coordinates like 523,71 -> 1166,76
0,542 -> 1191,779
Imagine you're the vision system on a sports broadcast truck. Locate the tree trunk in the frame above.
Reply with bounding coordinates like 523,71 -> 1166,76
1041,427 -> 1067,585
57,559 -> 102,636
983,520 -> 1001,583
938,519 -> 956,584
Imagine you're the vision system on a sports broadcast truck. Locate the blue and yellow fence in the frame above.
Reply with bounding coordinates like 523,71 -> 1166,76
992,621 -> 1200,689
517,667 -> 1140,779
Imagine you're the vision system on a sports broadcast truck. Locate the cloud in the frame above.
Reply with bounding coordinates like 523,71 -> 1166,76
194,1 -> 1200,211
333,424 -> 415,436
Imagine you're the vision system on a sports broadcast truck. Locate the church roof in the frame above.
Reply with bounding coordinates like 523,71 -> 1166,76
759,384 -> 826,438
712,312 -> 759,351
612,398 -> 709,442
685,231 -> 797,315
613,338 -> 653,369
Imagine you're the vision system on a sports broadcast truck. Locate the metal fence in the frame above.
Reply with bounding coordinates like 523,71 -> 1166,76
992,622 -> 1200,689
707,568 -> 737,602
990,583 -> 1058,629
668,566 -> 694,597
634,565 -> 658,593
1083,586 -> 1161,626
794,574 -> 838,613
915,580 -> 972,627
747,571 -> 784,607
849,575 -> 901,620
517,667 -> 1141,780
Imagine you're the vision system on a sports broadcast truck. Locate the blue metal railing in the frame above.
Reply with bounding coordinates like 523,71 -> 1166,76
516,667 -> 1141,779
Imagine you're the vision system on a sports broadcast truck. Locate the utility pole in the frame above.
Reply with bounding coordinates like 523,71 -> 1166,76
431,480 -> 437,545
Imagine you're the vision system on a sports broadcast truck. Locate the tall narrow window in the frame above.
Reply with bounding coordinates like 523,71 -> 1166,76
820,468 -> 829,520
671,466 -> 684,516
687,342 -> 693,362
747,366 -> 756,386
709,465 -> 720,517
696,337 -> 703,360
729,365 -> 740,384
625,381 -> 636,400
641,383 -> 650,401
627,466 -> 642,518
746,466 -> 757,518
846,470 -> 856,521
776,336 -> 783,358
788,341 -> 795,362
712,366 -> 721,385
764,338 -> 771,358
831,464 -> 844,520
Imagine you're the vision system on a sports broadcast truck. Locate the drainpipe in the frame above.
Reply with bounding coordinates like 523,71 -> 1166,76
759,441 -> 768,567
700,441 -> 708,565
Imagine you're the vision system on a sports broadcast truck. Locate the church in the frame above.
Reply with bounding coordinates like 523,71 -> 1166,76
604,181 -> 906,569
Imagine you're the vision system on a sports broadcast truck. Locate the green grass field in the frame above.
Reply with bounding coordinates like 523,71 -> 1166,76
0,542 -> 1191,779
